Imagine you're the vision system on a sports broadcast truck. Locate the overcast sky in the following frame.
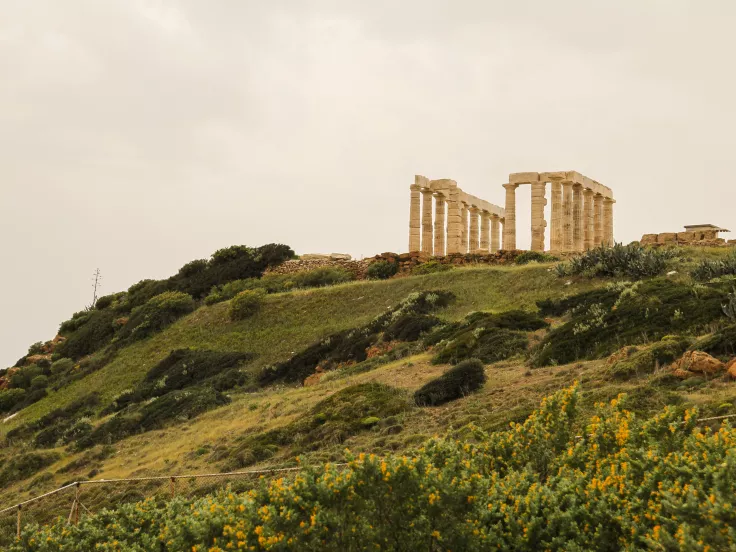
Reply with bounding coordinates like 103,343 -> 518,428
1,0 -> 734,368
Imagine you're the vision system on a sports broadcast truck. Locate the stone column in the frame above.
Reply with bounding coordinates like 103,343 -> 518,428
550,181 -> 562,251
594,194 -> 604,247
421,189 -> 434,255
480,211 -> 490,253
433,194 -> 446,256
572,184 -> 584,252
531,181 -> 547,252
583,188 -> 595,250
490,214 -> 501,253
409,183 -> 421,252
561,181 -> 574,252
460,203 -> 469,253
446,185 -> 462,254
502,184 -> 518,250
603,198 -> 615,246
469,207 -> 480,253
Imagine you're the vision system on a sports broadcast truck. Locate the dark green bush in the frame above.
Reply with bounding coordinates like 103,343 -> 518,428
0,388 -> 26,414
414,359 -> 487,406
556,243 -> 678,279
515,251 -> 559,265
690,324 -> 736,359
293,267 -> 354,288
94,292 -> 126,311
383,314 -> 441,342
229,289 -> 266,321
607,336 -> 694,380
56,309 -> 117,360
115,291 -> 195,345
412,261 -> 453,275
50,358 -> 74,375
691,252 -> 736,281
0,452 -> 60,486
532,279 -> 728,367
366,260 -> 399,280
30,375 -> 49,390
8,364 -> 45,390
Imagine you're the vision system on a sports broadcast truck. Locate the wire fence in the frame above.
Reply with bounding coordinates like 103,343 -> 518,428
0,465 -> 326,546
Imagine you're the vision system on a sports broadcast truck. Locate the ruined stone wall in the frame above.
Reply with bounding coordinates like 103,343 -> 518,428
640,231 -> 732,247
265,259 -> 373,279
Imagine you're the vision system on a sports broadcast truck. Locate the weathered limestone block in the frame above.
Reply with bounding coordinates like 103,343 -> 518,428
460,203 -> 469,253
640,234 -> 659,245
603,198 -> 615,246
594,194 -> 603,247
531,181 -> 547,252
657,233 -> 677,245
562,181 -> 574,252
550,181 -> 562,251
502,183 -> 518,251
330,253 -> 352,260
433,194 -> 446,256
583,189 -> 595,250
446,184 -> 462,254
572,184 -> 584,252
301,254 -> 332,260
409,183 -> 421,252
480,211 -> 490,252
490,214 -> 501,253
676,232 -> 696,243
421,189 -> 434,255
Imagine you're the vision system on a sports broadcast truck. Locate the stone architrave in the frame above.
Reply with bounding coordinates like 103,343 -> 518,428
594,194 -> 604,247
583,188 -> 595,250
446,184 -> 462,254
561,181 -> 574,252
603,198 -> 615,246
409,183 -> 422,252
433,194 -> 446,256
490,214 -> 501,253
480,211 -> 490,253
469,207 -> 480,253
421,189 -> 434,255
550,181 -> 562,251
502,183 -> 518,250
531,181 -> 547,252
572,184 -> 584,252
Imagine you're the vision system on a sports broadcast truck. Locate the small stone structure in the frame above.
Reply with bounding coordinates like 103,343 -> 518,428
409,176 -> 505,256
641,224 -> 732,247
265,257 -> 372,279
409,171 -> 615,254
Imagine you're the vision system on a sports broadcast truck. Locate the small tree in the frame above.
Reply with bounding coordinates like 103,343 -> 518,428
230,289 -> 267,321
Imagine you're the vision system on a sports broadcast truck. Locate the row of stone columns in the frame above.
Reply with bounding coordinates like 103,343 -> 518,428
409,178 -> 505,255
503,173 -> 614,253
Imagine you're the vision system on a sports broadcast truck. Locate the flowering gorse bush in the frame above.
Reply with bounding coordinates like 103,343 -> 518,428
12,384 -> 736,551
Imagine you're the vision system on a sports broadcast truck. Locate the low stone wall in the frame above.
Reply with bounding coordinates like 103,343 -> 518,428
265,259 -> 373,279
640,231 -> 730,247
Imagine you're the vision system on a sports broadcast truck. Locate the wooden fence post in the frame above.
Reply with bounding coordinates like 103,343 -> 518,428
16,505 -> 21,540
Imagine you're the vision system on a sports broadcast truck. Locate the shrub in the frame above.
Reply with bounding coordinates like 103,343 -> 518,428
556,243 -> 678,279
383,314 -> 441,342
94,292 -> 126,311
532,278 -> 729,367
50,358 -> 74,375
515,251 -> 559,265
607,335 -> 694,380
177,259 -> 208,278
691,251 -> 736,281
27,342 -> 45,356
414,358 -> 486,406
690,324 -> 736,360
0,452 -> 60,487
30,375 -> 49,390
724,287 -> 736,321
229,289 -> 266,321
115,291 -> 195,345
412,261 -> 453,275
0,388 -> 26,414
293,267 -> 354,288
55,309 -> 117,360
366,260 -> 399,280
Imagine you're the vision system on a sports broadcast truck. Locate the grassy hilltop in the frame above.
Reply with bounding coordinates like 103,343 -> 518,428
1,244 -> 736,550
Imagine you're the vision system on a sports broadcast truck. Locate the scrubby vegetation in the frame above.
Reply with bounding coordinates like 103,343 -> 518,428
222,383 -> 409,469
366,260 -> 398,280
532,278 -> 729,367
427,310 -> 548,365
556,243 -> 678,279
411,261 -> 453,275
259,290 -> 455,385
606,335 -> 693,380
691,251 -> 736,281
414,358 -> 487,406
229,289 -> 266,321
690,324 -> 736,360
514,250 -> 559,265
13,384 -> 736,552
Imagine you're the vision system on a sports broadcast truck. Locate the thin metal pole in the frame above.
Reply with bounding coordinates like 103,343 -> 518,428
16,505 -> 21,540
170,477 -> 176,498
74,483 -> 81,525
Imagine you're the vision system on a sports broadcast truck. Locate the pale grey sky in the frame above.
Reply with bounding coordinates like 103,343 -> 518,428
1,0 -> 734,368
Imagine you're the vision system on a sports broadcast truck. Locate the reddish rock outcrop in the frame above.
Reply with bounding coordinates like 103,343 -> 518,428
671,351 -> 724,376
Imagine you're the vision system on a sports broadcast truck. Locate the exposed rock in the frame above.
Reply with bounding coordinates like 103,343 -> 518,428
673,368 -> 696,379
300,254 -> 332,261
726,358 -> 736,380
671,350 -> 724,375
607,346 -> 640,366
329,253 -> 352,261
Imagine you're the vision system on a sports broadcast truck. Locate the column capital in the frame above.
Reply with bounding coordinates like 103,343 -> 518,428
502,183 -> 519,190
410,183 -> 421,191
583,187 -> 595,197
603,197 -> 616,204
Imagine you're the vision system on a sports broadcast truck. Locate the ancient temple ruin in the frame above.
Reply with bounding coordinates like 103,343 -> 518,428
408,176 -> 505,256
408,170 -> 615,254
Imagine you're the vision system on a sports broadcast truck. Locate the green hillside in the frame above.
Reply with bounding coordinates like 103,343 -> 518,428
1,244 -> 736,550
